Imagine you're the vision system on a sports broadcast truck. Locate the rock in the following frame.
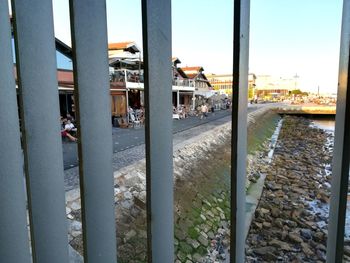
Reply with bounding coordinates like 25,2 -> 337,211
260,208 -> 270,214
301,242 -> 314,256
316,243 -> 326,252
123,191 -> 132,200
70,201 -> 81,211
316,249 -> 326,261
269,239 -> 293,251
66,189 -> 80,203
68,220 -> 82,232
187,239 -> 200,249
285,220 -> 297,228
245,116 -> 333,262
68,244 -> 83,263
300,229 -> 312,240
177,251 -> 187,262
179,241 -> 192,254
262,222 -> 271,228
124,230 -> 136,242
207,231 -> 215,239
220,212 -> 226,220
134,196 -> 146,209
66,207 -> 72,215
206,210 -> 215,218
266,183 -> 282,191
317,190 -> 329,203
198,232 -> 208,246
274,218 -> 284,228
271,207 -> 280,217
254,222 -> 263,229
67,214 -> 74,220
288,232 -> 303,243
253,246 -> 277,256
192,253 -> 202,262
121,200 -> 133,209
313,231 -> 324,242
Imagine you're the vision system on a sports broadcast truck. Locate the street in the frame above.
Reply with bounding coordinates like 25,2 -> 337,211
62,104 -> 270,170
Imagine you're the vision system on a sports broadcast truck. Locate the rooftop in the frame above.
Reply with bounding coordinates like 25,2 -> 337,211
108,42 -> 140,53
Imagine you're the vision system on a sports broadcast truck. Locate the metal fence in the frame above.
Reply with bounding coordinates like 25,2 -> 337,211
1,0 -> 350,262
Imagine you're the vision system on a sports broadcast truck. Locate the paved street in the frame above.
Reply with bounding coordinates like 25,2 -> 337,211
62,109 -> 232,169
62,104 -> 277,190
62,104 -> 272,170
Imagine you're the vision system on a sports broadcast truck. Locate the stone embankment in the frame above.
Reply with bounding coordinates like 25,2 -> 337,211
246,116 -> 334,262
65,106 -> 280,262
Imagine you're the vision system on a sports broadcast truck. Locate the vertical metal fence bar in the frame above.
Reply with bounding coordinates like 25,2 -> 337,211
327,0 -> 350,261
141,0 -> 174,262
69,0 -> 117,262
0,1 -> 31,262
11,0 -> 69,262
231,0 -> 250,262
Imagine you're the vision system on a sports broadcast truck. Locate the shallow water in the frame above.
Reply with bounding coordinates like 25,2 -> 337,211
311,119 -> 350,240
312,119 -> 335,131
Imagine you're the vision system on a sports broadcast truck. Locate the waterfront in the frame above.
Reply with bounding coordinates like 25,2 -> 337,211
246,116 -> 333,262
311,118 -> 350,243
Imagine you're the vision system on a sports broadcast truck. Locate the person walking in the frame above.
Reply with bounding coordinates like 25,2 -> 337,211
200,104 -> 208,119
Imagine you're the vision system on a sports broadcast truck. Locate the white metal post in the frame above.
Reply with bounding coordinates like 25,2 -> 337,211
69,0 -> 117,262
142,0 -> 174,262
0,1 -> 31,261
11,0 -> 69,261
327,0 -> 350,262
231,0 -> 250,262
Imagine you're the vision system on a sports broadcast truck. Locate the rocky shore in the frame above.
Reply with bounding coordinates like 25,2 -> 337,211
246,116 -> 333,262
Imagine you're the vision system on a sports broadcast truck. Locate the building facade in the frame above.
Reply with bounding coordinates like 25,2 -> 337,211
255,75 -> 296,99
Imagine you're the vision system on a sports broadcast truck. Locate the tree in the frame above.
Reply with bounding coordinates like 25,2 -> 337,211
290,89 -> 302,95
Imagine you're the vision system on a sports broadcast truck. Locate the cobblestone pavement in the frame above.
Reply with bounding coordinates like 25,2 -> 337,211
63,104 -> 273,191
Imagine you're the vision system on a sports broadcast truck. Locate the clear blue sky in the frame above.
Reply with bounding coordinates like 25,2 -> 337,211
43,1 -> 344,93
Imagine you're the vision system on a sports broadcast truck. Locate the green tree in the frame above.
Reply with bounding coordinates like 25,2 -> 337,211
290,89 -> 302,95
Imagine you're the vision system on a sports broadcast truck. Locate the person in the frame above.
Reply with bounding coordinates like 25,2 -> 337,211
204,104 -> 208,117
200,104 -> 208,119
61,129 -> 77,142
226,100 -> 231,109
60,118 -> 77,142
173,105 -> 177,114
64,119 -> 77,133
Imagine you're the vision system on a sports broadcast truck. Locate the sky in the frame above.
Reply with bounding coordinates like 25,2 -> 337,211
10,0 -> 344,94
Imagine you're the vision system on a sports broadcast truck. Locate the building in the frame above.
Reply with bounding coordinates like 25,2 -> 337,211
180,66 -> 212,96
207,73 -> 233,95
207,73 -> 256,98
171,57 -> 194,109
255,75 -> 295,99
108,45 -> 199,117
108,42 -> 142,118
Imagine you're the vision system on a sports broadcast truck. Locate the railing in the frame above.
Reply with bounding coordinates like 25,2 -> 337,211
110,69 -> 144,83
1,0 -> 350,262
172,79 -> 195,87
110,69 -> 198,88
